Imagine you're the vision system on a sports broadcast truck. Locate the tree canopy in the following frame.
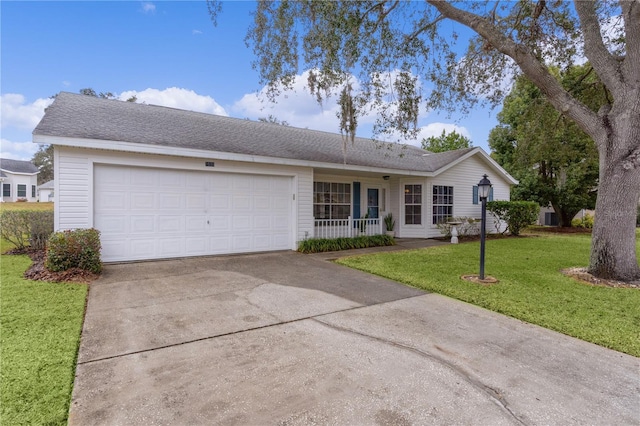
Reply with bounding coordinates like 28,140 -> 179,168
422,129 -> 472,153
489,66 -> 601,227
209,0 -> 640,281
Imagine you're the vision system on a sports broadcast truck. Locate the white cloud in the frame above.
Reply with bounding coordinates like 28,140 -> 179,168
232,70 -> 430,137
141,2 -> 156,14
119,88 -> 228,116
0,94 -> 53,130
0,138 -> 39,161
192,29 -> 203,35
63,81 -> 71,87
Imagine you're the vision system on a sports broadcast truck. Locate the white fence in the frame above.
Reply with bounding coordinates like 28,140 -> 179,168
314,216 -> 384,239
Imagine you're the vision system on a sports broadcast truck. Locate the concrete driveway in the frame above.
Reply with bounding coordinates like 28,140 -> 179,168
70,251 -> 639,425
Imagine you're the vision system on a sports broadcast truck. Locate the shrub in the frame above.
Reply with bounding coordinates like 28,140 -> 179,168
436,217 -> 479,238
486,201 -> 539,236
0,210 -> 54,251
45,228 -> 102,273
298,234 -> 395,254
572,213 -> 594,229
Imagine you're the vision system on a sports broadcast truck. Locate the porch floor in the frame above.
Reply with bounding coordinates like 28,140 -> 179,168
310,238 -> 449,260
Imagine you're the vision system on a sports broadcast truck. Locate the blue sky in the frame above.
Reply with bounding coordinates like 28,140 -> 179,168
1,1 -> 501,161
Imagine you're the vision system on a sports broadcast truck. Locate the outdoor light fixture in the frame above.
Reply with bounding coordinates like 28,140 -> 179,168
383,175 -> 390,180
478,174 -> 492,280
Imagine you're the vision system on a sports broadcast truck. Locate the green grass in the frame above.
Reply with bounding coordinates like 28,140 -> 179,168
337,232 -> 640,357
0,239 -> 87,425
0,202 -> 54,212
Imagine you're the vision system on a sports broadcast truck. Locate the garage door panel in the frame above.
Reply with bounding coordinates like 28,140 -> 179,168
185,216 -> 208,232
232,196 -> 251,210
159,194 -> 182,209
131,193 -> 155,210
95,215 -> 127,233
95,165 -> 293,261
186,194 -> 206,210
130,216 -> 155,233
210,236 -> 231,252
210,194 -> 230,209
210,216 -> 230,230
158,239 -> 184,257
232,216 -> 251,230
130,239 -> 156,258
129,169 -> 155,186
157,216 -> 183,233
96,192 -> 127,210
232,236 -> 251,251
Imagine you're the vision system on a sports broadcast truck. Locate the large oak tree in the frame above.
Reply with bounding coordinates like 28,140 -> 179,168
209,1 -> 640,281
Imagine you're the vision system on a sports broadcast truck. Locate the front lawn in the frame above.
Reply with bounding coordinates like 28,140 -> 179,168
337,232 -> 640,357
0,202 -> 54,212
0,240 -> 87,425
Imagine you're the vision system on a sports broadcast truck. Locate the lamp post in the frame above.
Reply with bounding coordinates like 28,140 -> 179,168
478,174 -> 492,280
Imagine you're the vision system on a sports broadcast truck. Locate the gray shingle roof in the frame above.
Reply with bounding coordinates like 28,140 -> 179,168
0,158 -> 39,174
39,180 -> 54,189
34,92 -> 475,173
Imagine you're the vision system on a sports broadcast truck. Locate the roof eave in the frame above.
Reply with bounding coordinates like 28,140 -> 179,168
431,147 -> 519,185
34,134 -> 436,177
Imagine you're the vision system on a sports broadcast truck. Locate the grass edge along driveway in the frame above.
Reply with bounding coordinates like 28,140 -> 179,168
0,250 -> 87,425
337,232 -> 640,357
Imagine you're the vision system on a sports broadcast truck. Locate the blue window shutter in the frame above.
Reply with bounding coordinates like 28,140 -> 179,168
489,187 -> 494,202
353,182 -> 361,219
472,186 -> 478,205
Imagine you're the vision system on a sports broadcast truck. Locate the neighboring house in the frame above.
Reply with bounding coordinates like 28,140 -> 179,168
0,158 -> 39,202
38,180 -> 55,202
33,92 -> 518,262
538,206 -> 595,226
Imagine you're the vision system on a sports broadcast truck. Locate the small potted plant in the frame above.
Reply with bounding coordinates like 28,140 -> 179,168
384,213 -> 396,237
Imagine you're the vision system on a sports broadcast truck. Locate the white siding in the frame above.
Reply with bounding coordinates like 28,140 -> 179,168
55,147 -> 313,254
297,168 -> 314,242
425,154 -> 511,238
0,172 -> 38,202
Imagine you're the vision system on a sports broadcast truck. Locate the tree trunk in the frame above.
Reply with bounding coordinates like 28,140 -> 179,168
551,203 -> 579,228
589,137 -> 640,281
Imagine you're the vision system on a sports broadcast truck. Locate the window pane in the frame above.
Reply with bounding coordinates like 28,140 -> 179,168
2,184 -> 10,197
17,184 -> 26,197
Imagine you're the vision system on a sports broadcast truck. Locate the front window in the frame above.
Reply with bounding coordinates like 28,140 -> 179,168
17,184 -> 26,198
313,182 -> 351,219
433,185 -> 454,224
2,184 -> 10,197
32,185 -> 36,198
404,184 -> 422,225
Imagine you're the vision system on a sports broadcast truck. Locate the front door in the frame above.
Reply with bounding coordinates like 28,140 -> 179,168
367,188 -> 379,218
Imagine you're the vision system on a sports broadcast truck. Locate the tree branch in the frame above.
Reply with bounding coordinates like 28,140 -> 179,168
405,15 -> 445,42
573,1 -> 624,97
621,0 -> 640,87
426,0 -> 604,142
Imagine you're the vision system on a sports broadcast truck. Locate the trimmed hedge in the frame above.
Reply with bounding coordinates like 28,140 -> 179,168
0,210 -> 54,250
298,235 -> 395,254
486,200 -> 539,236
45,228 -> 102,273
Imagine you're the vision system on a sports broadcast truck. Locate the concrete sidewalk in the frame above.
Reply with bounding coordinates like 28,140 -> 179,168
69,251 -> 640,425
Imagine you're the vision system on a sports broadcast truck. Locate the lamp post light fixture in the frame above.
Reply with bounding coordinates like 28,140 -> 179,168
478,174 -> 492,280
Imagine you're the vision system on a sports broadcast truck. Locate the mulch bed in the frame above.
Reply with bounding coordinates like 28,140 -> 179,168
6,247 -> 100,284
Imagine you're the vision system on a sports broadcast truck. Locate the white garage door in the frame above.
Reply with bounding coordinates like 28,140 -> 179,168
94,164 -> 293,262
